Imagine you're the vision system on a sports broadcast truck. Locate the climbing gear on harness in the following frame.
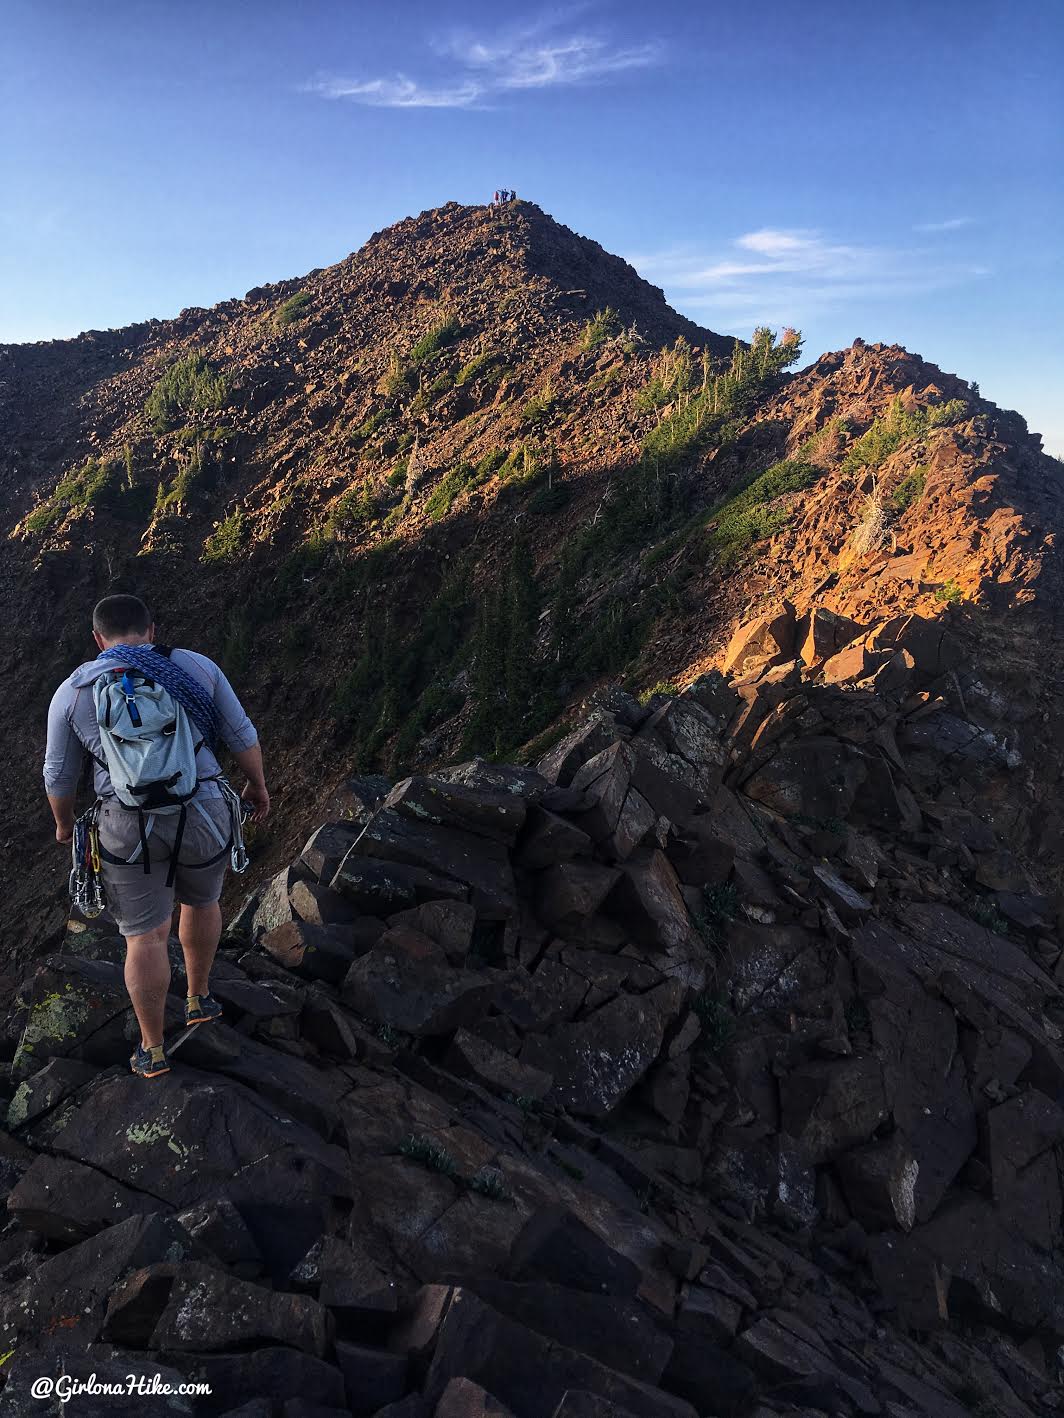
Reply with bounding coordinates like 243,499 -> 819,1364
217,777 -> 250,875
70,803 -> 105,919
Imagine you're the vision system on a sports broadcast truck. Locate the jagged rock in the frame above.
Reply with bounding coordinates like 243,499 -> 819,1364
605,850 -> 692,954
800,607 -> 863,665
177,1198 -> 263,1275
387,900 -> 478,960
291,877 -> 361,927
498,957 -> 589,1032
809,863 -> 872,921
520,989 -> 675,1117
5,1056 -> 96,1131
386,776 -> 528,845
327,774 -> 393,823
0,1212 -> 202,1345
779,1058 -> 888,1163
251,864 -> 314,939
536,861 -> 621,932
468,1277 -> 672,1385
666,818 -> 735,888
445,1029 -> 553,1100
660,1333 -> 756,1416
836,1136 -> 920,1232
343,930 -> 493,1036
332,852 -> 469,913
435,759 -> 551,799
639,696 -> 728,793
387,1283 -> 454,1370
570,745 -> 659,860
675,1283 -> 744,1343
743,736 -> 914,830
357,810 -> 516,917
102,1259 -> 331,1354
733,1313 -> 878,1414
507,1207 -> 642,1296
0,1343 -> 196,1417
515,806 -> 594,870
986,1089 -> 1064,1249
436,1377 -> 517,1418
723,604 -> 797,676
9,956 -> 142,1081
424,1289 -> 697,1418
182,1349 -> 347,1415
537,715 -> 622,787
261,919 -> 358,981
7,1153 -> 158,1242
301,1235 -> 398,1313
301,822 -> 365,884
870,612 -> 961,676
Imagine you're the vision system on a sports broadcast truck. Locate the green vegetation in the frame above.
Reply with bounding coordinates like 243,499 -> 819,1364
469,1169 -> 511,1202
352,406 -> 396,443
23,455 -> 143,533
274,291 -> 313,328
692,991 -> 736,1053
466,541 -> 540,755
455,351 -> 499,386
145,353 -> 229,434
327,482 -> 379,537
890,465 -> 927,512
935,579 -> 963,604
841,396 -> 967,476
706,459 -> 820,566
694,881 -> 738,952
581,307 -> 621,350
639,681 -> 679,704
424,463 -> 477,521
635,339 -> 695,411
201,508 -> 247,563
522,381 -> 555,428
399,1134 -> 458,1176
410,313 -> 462,364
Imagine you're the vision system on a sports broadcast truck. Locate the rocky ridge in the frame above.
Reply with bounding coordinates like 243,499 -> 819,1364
2,603 -> 1064,1415
2,201 -> 1063,966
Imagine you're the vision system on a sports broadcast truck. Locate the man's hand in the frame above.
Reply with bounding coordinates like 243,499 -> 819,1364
47,794 -> 76,846
241,782 -> 270,823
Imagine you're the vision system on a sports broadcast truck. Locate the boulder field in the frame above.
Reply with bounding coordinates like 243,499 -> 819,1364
1,606 -> 1062,1416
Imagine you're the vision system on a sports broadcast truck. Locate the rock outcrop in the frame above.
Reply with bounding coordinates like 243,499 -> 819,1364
2,608 -> 1063,1414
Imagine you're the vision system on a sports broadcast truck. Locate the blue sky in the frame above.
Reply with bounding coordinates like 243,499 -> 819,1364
2,0 -> 1061,451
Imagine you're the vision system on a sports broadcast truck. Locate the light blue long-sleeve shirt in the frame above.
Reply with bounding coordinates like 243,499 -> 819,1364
44,648 -> 258,801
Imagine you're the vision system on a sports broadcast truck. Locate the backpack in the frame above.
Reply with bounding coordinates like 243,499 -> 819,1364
93,654 -> 200,812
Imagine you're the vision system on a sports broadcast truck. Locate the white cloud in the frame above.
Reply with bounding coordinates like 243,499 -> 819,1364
914,217 -> 973,233
629,227 -> 989,328
304,74 -> 481,109
307,18 -> 662,109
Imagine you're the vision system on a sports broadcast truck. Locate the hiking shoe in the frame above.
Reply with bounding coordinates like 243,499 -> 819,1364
185,993 -> 223,1026
130,1043 -> 170,1079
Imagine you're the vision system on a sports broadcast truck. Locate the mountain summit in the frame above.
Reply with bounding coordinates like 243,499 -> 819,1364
1,200 -> 1062,950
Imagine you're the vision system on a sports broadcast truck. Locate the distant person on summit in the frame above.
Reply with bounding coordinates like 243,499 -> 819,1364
43,594 -> 269,1080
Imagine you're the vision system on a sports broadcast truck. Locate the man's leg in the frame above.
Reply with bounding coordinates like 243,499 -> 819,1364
124,921 -> 172,1049
179,901 -> 222,999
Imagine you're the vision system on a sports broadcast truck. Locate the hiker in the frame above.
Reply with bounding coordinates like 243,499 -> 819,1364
492,189 -> 500,205
43,594 -> 269,1080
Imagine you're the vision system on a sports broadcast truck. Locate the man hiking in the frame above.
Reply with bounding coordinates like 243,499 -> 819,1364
43,594 -> 269,1079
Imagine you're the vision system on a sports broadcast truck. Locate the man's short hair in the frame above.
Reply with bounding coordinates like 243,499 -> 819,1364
92,594 -> 152,640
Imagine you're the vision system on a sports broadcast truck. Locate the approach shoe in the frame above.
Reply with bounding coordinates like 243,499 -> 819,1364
185,992 -> 223,1026
130,1043 -> 170,1079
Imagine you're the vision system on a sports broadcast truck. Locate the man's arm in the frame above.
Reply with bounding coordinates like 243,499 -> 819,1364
44,683 -> 85,844
232,743 -> 270,822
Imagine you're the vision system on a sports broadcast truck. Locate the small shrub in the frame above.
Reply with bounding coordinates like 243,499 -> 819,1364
639,681 -> 679,704
706,460 -> 820,565
526,480 -> 570,516
274,291 -> 312,328
410,314 -> 461,364
455,351 -> 500,386
695,881 -> 738,951
891,465 -> 927,512
588,364 -> 624,392
146,353 -> 228,433
327,483 -> 379,537
935,579 -> 963,604
398,1134 -> 458,1176
852,484 -> 889,556
352,406 -> 396,443
424,463 -> 477,521
967,898 -> 1008,934
522,381 -> 555,428
201,508 -> 247,563
581,307 -> 621,350
692,991 -> 735,1053
469,1169 -> 511,1201
24,501 -> 65,534
387,461 -> 408,489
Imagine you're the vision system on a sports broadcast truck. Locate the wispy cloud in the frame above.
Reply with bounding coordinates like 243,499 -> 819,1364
914,216 -> 974,233
629,226 -> 989,327
305,18 -> 663,109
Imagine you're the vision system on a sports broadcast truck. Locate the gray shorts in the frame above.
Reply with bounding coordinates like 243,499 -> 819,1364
98,796 -> 233,938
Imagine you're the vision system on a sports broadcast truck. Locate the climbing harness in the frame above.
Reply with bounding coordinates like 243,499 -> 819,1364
69,803 -> 105,919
